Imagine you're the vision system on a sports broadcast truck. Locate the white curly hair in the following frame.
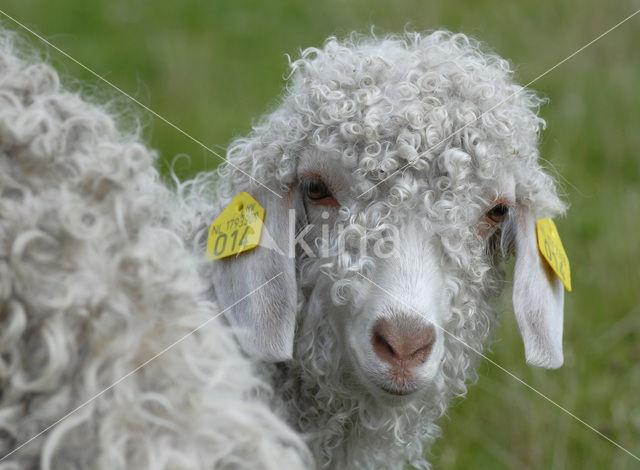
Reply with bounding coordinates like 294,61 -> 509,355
180,31 -> 568,469
0,32 -> 311,469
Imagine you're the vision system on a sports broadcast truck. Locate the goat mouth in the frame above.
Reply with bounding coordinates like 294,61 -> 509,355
378,382 -> 419,396
377,368 -> 422,396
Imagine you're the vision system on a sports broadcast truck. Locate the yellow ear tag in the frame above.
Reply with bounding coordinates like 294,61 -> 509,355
206,192 -> 265,260
536,218 -> 571,292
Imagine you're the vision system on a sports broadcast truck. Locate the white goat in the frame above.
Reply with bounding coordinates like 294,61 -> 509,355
180,31 -> 568,469
0,34 -> 311,469
0,28 -> 567,470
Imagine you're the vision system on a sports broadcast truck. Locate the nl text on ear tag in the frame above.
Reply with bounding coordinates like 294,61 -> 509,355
206,192 -> 265,260
536,218 -> 571,292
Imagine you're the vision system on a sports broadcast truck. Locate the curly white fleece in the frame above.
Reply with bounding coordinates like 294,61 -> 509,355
180,32 -> 566,469
0,33 -> 311,469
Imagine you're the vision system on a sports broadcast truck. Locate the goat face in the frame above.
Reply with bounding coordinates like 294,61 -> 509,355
291,155 -> 453,397
207,32 -> 567,402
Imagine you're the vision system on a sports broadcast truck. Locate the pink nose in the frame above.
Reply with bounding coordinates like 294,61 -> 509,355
372,317 -> 436,369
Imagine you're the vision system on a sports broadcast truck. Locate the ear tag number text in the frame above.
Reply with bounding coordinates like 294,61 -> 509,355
536,218 -> 572,292
206,192 -> 265,260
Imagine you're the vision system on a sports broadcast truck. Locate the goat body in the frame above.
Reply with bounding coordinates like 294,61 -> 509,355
0,34 -> 310,470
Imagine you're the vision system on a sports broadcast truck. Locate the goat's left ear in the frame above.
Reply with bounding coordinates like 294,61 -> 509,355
210,186 -> 297,362
512,205 -> 565,369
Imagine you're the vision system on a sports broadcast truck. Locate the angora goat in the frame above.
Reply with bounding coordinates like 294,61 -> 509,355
180,32 -> 568,469
0,36 -> 311,469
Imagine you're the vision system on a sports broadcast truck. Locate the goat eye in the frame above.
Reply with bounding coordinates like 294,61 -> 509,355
486,204 -> 509,224
303,177 -> 333,201
300,175 -> 339,208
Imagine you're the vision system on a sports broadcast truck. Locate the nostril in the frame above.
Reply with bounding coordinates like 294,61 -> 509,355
410,334 -> 435,363
372,318 -> 436,368
373,328 -> 397,363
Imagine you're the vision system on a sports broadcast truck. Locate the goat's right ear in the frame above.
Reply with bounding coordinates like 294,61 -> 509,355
210,186 -> 297,362
511,205 -> 565,369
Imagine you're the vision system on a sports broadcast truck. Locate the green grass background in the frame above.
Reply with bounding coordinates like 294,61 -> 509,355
2,1 -> 638,468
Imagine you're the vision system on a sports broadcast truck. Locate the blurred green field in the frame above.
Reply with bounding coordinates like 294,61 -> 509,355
2,1 -> 638,468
